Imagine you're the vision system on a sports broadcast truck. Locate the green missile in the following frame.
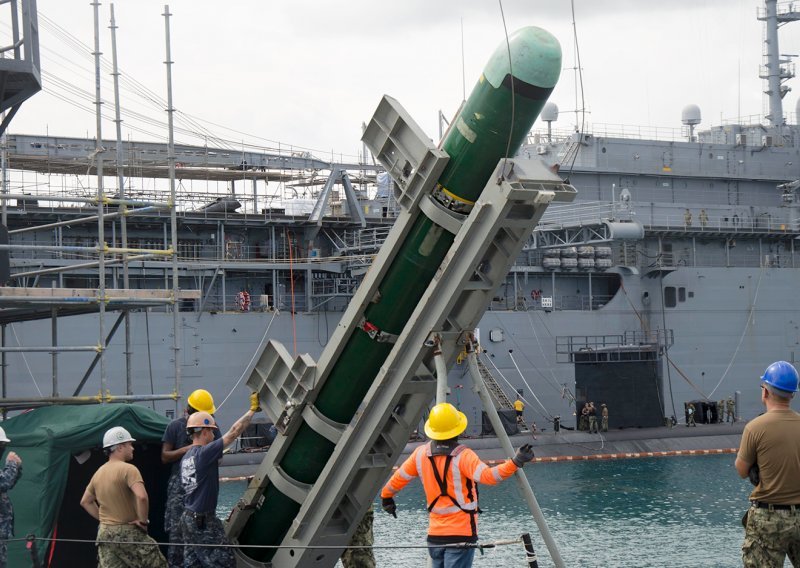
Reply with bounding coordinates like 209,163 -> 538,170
238,26 -> 561,561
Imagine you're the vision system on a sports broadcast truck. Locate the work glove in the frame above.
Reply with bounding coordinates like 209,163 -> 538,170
249,392 -> 262,413
512,443 -> 535,467
381,497 -> 397,518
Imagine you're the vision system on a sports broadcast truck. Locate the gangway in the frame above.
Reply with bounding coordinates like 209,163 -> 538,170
474,354 -> 534,433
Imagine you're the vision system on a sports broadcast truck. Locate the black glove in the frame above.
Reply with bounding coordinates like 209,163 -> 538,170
512,443 -> 535,467
381,497 -> 397,518
748,464 -> 760,487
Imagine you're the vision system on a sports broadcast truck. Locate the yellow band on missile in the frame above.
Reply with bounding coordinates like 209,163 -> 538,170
439,185 -> 475,206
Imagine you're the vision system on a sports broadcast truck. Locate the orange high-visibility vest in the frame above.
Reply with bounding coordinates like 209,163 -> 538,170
381,442 -> 518,539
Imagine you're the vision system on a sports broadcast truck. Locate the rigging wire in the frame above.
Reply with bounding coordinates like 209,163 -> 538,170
659,272 -> 679,419
507,350 -> 553,419
708,266 -> 766,397
497,0 -> 515,178
5,14 -> 363,162
481,351 -> 551,422
9,324 -> 44,396
216,309 -> 279,411
564,0 -> 586,178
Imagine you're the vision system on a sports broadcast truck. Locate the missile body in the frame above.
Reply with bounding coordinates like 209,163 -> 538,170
238,27 -> 561,560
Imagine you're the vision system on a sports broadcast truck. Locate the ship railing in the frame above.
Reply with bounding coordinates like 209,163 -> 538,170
528,123 -> 687,145
643,210 -> 800,233
555,330 -> 673,364
493,294 -> 615,312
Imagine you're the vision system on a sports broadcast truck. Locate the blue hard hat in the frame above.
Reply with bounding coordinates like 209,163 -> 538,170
761,361 -> 800,393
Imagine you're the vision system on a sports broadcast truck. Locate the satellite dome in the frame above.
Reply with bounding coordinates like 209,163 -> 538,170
541,102 -> 559,122
682,104 -> 702,126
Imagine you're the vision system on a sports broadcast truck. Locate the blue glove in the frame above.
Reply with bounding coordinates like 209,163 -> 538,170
512,443 -> 535,467
381,497 -> 397,518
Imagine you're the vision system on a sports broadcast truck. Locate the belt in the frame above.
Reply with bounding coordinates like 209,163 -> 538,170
751,502 -> 800,511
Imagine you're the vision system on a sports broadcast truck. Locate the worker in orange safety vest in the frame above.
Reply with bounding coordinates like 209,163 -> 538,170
380,402 -> 534,568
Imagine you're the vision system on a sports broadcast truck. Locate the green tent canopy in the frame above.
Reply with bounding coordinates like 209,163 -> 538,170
1,404 -> 170,567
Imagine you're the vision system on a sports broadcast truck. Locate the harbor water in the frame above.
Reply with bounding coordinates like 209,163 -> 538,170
219,453 -> 755,567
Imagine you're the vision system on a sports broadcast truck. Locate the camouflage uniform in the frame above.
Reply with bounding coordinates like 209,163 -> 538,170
601,405 -> 609,432
179,510 -> 235,567
0,461 -> 21,568
742,506 -> 800,567
727,397 -> 736,422
341,505 -> 375,568
687,404 -> 696,426
164,472 -> 186,567
96,523 -> 166,568
718,400 -> 726,423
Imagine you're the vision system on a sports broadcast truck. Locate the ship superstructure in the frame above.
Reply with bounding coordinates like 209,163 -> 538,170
0,1 -> 799,436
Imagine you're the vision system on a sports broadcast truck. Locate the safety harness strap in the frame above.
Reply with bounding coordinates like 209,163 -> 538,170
426,454 -> 478,538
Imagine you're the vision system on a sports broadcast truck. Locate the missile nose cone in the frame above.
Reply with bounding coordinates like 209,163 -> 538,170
483,26 -> 562,91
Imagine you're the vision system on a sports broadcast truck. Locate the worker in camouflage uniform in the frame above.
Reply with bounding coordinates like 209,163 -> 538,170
718,399 -> 726,423
0,427 -> 21,568
600,403 -> 609,432
340,505 -> 375,568
736,361 -> 800,567
179,393 -> 259,567
727,396 -> 736,422
686,403 -> 696,427
588,402 -> 599,433
579,402 -> 589,431
161,389 -> 219,567
80,426 -> 166,568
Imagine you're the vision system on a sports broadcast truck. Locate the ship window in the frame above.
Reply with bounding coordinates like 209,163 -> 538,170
664,287 -> 677,308
602,147 -> 606,153
678,287 -> 686,302
688,291 -> 694,298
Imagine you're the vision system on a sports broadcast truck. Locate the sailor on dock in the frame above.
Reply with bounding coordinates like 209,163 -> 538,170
161,389 -> 220,568
727,397 -> 736,422
179,393 -> 260,567
687,403 -> 696,427
79,427 -> 167,568
601,403 -> 609,432
514,396 -> 525,425
380,403 -> 534,568
588,402 -> 599,433
580,403 -> 590,431
0,427 -> 21,568
736,361 -> 800,567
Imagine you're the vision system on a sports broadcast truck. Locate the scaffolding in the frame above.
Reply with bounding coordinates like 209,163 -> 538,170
0,1 -> 191,411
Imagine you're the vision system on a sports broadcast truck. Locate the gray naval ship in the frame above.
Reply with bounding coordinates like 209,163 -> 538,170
0,0 -> 799,436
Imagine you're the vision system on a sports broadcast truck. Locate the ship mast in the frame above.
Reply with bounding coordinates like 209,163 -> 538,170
758,0 -> 799,127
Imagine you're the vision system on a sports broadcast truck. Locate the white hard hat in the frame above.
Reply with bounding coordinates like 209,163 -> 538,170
102,426 -> 135,449
0,426 -> 9,443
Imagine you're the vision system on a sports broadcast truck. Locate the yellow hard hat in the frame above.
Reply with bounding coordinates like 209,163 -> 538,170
424,403 -> 468,440
187,389 -> 216,414
186,411 -> 218,430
